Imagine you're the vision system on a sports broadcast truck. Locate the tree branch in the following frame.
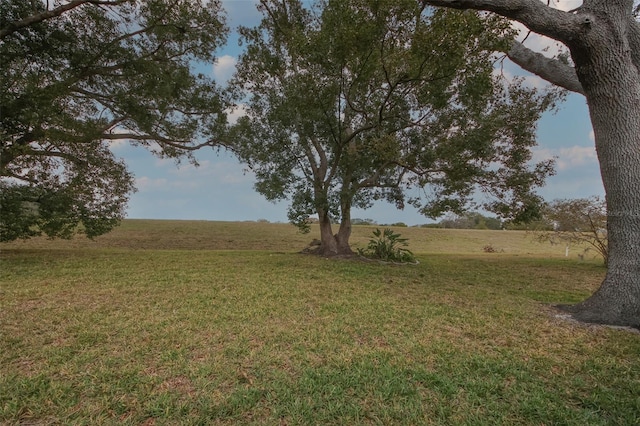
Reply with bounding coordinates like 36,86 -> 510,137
3,170 -> 38,184
0,0 -> 129,40
421,0 -> 590,44
101,132 -> 216,151
421,0 -> 599,95
26,149 -> 85,164
507,41 -> 585,95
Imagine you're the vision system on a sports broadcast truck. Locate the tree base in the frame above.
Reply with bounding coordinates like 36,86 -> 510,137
552,305 -> 640,333
555,303 -> 640,330
300,242 -> 354,257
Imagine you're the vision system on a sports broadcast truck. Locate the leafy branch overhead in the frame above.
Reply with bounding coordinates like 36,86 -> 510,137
0,0 -> 230,241
422,0 -> 640,97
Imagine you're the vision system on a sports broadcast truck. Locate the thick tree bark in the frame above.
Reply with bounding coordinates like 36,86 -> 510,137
423,0 -> 640,328
315,210 -> 354,256
315,202 -> 355,256
560,2 -> 640,328
336,197 -> 354,255
317,210 -> 339,256
313,194 -> 354,256
507,42 -> 585,95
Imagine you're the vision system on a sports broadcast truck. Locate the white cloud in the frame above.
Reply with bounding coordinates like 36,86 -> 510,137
544,0 -> 582,12
168,156 -> 253,185
493,66 -> 549,90
227,104 -> 248,125
533,145 -> 597,171
108,139 -> 128,152
136,176 -> 168,191
213,55 -> 237,83
154,157 -> 176,168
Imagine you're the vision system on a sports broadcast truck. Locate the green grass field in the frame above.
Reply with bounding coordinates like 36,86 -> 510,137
1,220 -> 638,425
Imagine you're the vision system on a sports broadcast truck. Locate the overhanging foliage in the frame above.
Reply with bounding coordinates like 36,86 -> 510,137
0,0 -> 229,241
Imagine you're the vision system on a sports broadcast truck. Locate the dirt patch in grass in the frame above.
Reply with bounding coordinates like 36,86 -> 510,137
158,376 -> 196,396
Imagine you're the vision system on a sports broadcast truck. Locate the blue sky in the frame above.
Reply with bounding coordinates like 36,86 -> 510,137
114,0 -> 602,226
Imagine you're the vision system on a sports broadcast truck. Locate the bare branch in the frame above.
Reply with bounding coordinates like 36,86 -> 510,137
423,1 -> 638,94
421,0 -> 590,43
3,170 -> 38,184
100,132 -> 217,151
507,41 -> 585,95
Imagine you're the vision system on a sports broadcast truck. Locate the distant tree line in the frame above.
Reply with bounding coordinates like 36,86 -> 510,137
352,198 -> 606,238
426,212 -> 503,230
353,212 -> 522,230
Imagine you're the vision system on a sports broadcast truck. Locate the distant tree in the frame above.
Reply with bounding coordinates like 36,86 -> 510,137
438,212 -> 502,230
229,0 -> 556,256
352,218 -> 377,226
537,197 -> 608,265
420,223 -> 442,229
0,0 -> 229,241
480,215 -> 503,230
437,214 -> 462,229
387,222 -> 408,228
503,218 -> 553,231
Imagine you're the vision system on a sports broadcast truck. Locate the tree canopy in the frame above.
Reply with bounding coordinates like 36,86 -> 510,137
0,0 -> 229,241
229,0 -> 557,255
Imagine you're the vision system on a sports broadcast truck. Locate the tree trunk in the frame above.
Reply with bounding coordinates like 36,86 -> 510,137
558,9 -> 640,328
315,209 -> 354,256
315,207 -> 353,256
336,197 -> 354,255
422,0 -> 640,328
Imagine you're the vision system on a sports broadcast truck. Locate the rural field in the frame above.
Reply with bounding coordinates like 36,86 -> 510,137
1,220 -> 638,425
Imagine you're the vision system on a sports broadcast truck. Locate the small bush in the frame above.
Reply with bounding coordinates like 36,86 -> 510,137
358,228 -> 416,263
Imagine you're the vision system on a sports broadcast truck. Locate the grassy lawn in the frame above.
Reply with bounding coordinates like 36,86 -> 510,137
1,221 -> 638,425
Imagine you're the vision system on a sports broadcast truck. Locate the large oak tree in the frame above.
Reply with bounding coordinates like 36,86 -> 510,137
0,0 -> 229,240
229,0 -> 556,256
421,0 -> 640,328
